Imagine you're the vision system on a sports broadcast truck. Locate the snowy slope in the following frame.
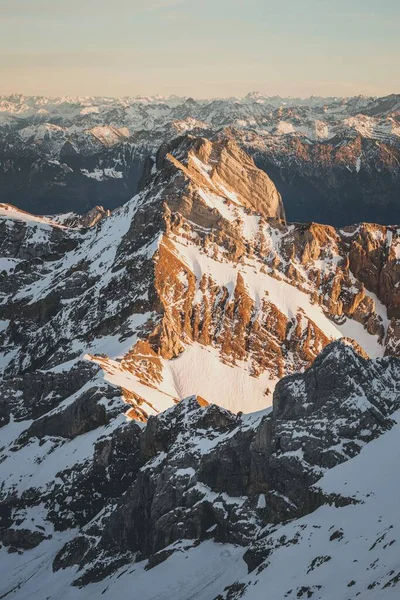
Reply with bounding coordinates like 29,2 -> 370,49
1,92 -> 399,224
224,410 -> 400,600
1,344 -> 400,599
1,135 -> 397,421
0,537 -> 247,600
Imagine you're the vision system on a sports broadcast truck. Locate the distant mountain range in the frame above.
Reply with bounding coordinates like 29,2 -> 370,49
1,93 -> 399,225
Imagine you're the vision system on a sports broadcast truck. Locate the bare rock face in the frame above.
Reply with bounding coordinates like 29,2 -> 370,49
59,205 -> 112,229
1,134 -> 400,423
346,224 -> 400,320
157,136 -> 286,222
1,133 -> 400,597
43,342 -> 400,588
0,362 -> 100,423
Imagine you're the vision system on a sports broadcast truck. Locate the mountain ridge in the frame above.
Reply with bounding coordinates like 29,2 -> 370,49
1,133 -> 400,599
1,93 -> 399,224
2,341 -> 400,599
1,134 -> 399,417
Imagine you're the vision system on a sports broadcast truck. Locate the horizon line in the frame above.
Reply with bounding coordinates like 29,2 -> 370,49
3,90 -> 399,102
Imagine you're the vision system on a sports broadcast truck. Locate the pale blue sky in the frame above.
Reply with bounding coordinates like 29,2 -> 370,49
0,0 -> 399,97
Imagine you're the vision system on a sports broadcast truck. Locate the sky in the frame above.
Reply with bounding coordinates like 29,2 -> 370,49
0,0 -> 399,98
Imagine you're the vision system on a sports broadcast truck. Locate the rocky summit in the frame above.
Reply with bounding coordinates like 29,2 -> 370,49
1,133 -> 400,599
0,93 -> 399,225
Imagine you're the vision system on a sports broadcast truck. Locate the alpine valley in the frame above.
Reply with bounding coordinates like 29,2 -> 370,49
1,97 -> 400,600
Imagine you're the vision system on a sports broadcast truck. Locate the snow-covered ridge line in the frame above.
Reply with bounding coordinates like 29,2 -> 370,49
1,132 -> 400,598
2,341 -> 400,599
0,203 -> 68,228
1,133 -> 398,420
1,90 -> 399,224
0,91 -> 364,107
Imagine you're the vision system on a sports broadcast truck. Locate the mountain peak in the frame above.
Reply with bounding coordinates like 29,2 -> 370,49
2,91 -> 400,599
154,134 -> 285,222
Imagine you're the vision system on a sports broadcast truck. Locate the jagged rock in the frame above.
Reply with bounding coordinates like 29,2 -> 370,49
23,384 -> 114,440
45,419 -> 142,531
156,136 -> 285,222
1,130 -> 400,598
0,362 -> 99,423
60,205 -> 112,229
43,343 -> 400,588
0,527 -> 49,550
1,94 -> 399,226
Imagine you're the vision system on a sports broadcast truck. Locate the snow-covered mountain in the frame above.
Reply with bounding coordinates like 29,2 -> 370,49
2,135 -> 399,412
0,93 -> 399,224
1,134 -> 400,599
1,341 -> 400,599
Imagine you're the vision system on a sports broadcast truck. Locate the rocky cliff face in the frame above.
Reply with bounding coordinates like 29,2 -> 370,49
1,134 -> 400,599
240,130 -> 400,226
1,342 -> 400,600
1,135 -> 400,420
1,93 -> 399,225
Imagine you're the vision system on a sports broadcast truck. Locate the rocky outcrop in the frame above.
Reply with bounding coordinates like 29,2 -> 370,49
0,362 -> 100,423
24,385 -> 108,440
266,341 -> 400,520
57,205 -> 112,228
1,93 -> 399,226
0,527 -> 49,551
1,134 -> 400,422
156,136 -> 285,222
242,131 -> 400,227
42,342 -> 400,588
